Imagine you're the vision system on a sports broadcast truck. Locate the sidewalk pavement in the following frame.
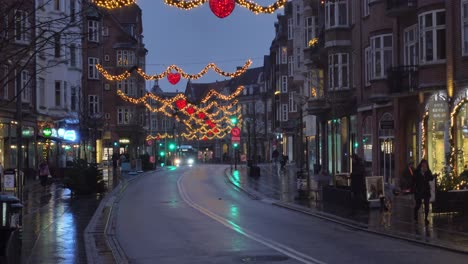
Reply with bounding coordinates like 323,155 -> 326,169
18,167 -> 120,264
226,163 -> 468,253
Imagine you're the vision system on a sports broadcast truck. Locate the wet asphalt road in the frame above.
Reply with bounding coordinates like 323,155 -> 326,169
116,165 -> 468,264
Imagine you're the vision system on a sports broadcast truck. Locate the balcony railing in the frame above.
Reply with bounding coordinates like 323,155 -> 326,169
387,66 -> 418,94
386,0 -> 417,16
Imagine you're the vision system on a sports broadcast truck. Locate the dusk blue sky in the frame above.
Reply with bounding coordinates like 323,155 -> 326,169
138,0 -> 282,92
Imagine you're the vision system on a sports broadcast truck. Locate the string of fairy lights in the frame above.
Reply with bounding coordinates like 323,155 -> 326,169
96,60 -> 252,83
93,0 -> 287,18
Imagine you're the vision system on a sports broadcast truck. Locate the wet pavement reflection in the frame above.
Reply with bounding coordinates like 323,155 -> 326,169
230,163 -> 468,251
21,178 -> 103,263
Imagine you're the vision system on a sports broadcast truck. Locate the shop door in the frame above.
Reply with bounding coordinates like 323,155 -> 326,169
380,137 -> 395,183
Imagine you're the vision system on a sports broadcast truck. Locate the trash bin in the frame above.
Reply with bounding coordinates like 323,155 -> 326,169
249,166 -> 261,177
0,195 -> 23,264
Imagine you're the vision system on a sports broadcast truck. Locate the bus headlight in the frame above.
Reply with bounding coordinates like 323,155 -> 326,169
188,158 -> 194,165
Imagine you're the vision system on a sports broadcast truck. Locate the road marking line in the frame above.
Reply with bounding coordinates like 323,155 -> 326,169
177,174 -> 326,264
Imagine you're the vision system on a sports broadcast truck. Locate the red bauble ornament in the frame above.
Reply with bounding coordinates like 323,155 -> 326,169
209,123 -> 215,129
213,128 -> 219,133
167,72 -> 181,85
186,107 -> 195,115
203,136 -> 208,141
197,112 -> 206,119
208,132 -> 214,136
175,99 -> 187,110
209,0 -> 235,18
205,119 -> 212,125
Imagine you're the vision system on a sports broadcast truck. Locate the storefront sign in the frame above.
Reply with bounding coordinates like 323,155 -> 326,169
63,130 -> 77,141
3,173 -> 15,190
430,102 -> 448,121
42,127 -> 52,137
119,139 -> 130,144
22,128 -> 34,137
380,120 -> 394,130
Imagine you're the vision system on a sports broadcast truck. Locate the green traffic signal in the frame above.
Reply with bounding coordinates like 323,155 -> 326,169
233,142 -> 239,148
159,143 -> 163,147
230,116 -> 238,125
113,141 -> 119,147
159,151 -> 165,157
169,143 -> 176,150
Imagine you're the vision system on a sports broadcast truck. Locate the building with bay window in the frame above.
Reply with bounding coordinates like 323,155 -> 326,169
82,2 -> 147,164
302,0 -> 468,189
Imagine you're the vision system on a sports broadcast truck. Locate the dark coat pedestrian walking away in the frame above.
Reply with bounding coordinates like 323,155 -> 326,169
413,159 -> 434,225
351,154 -> 366,208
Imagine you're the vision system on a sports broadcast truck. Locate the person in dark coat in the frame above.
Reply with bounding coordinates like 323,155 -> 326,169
413,159 -> 434,225
351,154 -> 366,208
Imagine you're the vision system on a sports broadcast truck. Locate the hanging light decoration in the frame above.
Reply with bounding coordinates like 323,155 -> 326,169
93,0 -> 136,9
175,99 -> 187,110
96,60 -> 252,81
167,72 -> 181,85
209,0 -> 235,18
164,0 -> 286,18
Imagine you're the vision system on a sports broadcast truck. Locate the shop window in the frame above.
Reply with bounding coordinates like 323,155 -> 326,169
427,93 -> 448,175
456,103 -> 468,171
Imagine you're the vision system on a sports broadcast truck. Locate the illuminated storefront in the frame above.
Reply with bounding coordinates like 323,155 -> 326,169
425,92 -> 449,175
454,88 -> 468,173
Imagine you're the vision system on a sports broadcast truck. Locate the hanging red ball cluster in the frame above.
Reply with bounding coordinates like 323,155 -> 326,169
209,0 -> 236,18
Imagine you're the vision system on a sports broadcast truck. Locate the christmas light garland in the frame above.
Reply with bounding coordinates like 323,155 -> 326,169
163,0 -> 286,14
96,59 -> 252,81
93,0 -> 136,9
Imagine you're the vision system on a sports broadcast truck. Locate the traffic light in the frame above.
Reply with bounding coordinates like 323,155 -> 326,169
230,116 -> 238,125
354,142 -> 359,148
113,141 -> 119,147
169,143 -> 176,151
159,151 -> 165,157
233,142 -> 239,148
159,143 -> 163,147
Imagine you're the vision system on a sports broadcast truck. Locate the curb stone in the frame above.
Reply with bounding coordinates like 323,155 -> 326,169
223,167 -> 468,255
84,169 -> 158,264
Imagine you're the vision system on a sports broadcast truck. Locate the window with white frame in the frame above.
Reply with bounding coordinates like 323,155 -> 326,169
70,0 -> 76,22
89,95 -> 100,116
281,47 -> 287,64
282,104 -> 288,121
462,0 -> 468,55
70,44 -> 76,66
88,20 -> 99,42
371,34 -> 393,79
116,50 -> 135,66
54,0 -> 61,11
20,70 -> 31,103
88,57 -> 99,79
14,10 -> 29,43
151,118 -> 158,130
328,53 -> 349,90
305,16 -> 317,47
364,46 -> 371,86
419,10 -> 446,64
55,81 -> 61,106
325,0 -> 348,29
363,0 -> 370,17
404,25 -> 418,65
54,33 -> 61,58
288,56 -> 294,76
289,92 -> 297,112
71,86 -> 77,111
117,107 -> 133,125
296,48 -> 301,68
288,18 -> 293,40
281,75 -> 288,93
117,78 -> 136,96
1,66 -> 7,99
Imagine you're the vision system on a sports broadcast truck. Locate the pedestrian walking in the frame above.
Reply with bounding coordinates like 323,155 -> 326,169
272,149 -> 279,163
351,154 -> 366,208
413,159 -> 434,225
401,161 -> 415,194
38,160 -> 50,189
